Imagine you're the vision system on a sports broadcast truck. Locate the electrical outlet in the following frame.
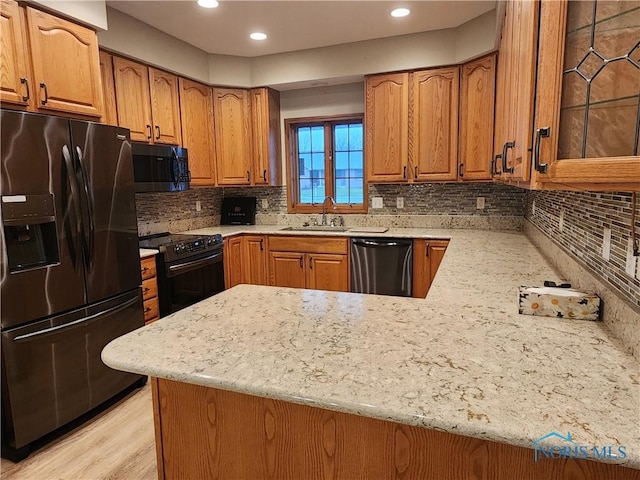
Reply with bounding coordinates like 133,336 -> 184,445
602,227 -> 611,261
195,201 -> 202,212
626,237 -> 637,277
396,197 -> 404,209
476,197 -> 485,210
261,199 -> 269,209
372,197 -> 383,209
559,209 -> 565,232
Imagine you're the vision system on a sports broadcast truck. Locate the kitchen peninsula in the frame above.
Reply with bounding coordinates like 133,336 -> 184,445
102,230 -> 640,480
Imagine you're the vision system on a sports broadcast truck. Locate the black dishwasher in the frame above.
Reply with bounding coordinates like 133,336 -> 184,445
350,238 -> 413,297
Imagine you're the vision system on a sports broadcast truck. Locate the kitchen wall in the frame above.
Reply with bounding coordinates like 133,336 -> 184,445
525,190 -> 640,310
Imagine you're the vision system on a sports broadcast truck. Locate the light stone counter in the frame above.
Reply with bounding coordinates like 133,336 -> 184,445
104,230 -> 640,469
139,248 -> 158,259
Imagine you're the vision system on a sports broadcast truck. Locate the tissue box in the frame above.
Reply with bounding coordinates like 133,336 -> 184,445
518,286 -> 601,321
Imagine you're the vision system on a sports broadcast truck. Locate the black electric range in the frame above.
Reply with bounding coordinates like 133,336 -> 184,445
139,232 -> 225,316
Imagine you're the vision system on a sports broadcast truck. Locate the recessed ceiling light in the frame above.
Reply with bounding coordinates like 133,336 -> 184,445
197,0 -> 218,8
250,32 -> 267,41
390,8 -> 411,18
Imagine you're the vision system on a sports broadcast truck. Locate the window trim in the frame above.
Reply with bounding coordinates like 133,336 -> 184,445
285,113 -> 367,214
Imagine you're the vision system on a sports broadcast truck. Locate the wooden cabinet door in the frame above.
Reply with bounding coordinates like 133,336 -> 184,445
179,78 -> 215,186
306,254 -> 348,292
0,0 -> 30,108
25,7 -> 102,117
268,251 -> 305,289
492,2 -> 512,179
251,88 -> 282,186
149,67 -> 181,145
410,68 -> 459,182
99,50 -> 118,125
459,54 -> 496,181
113,56 -> 152,142
412,239 -> 448,298
213,88 -> 252,185
224,237 -> 244,289
365,73 -> 409,182
243,235 -> 268,285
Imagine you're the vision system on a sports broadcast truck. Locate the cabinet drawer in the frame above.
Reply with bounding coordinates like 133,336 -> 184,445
142,277 -> 158,301
143,296 -> 158,323
267,236 -> 348,254
140,256 -> 156,280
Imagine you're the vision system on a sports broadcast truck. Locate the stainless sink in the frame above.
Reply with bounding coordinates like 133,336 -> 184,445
280,226 -> 350,232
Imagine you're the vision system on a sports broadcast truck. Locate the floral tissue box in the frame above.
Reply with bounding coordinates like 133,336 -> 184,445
518,286 -> 601,321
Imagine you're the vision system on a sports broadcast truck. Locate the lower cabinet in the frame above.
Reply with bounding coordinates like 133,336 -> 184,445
267,236 -> 349,292
412,239 -> 449,298
140,255 -> 159,324
224,235 -> 268,289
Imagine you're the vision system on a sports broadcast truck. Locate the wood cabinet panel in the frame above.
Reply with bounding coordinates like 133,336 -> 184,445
243,235 -> 268,285
143,296 -> 158,323
140,255 -> 157,280
412,239 -> 449,298
267,236 -> 348,255
251,87 -> 282,185
0,0 -> 30,108
142,276 -> 158,301
141,255 -> 159,324
98,50 -> 117,125
25,7 -> 102,117
224,236 -> 244,289
113,56 -> 152,142
365,73 -> 409,182
213,88 -> 252,185
306,254 -> 348,292
410,68 -> 459,181
459,54 -> 496,181
153,378 -> 639,480
179,78 -> 215,186
149,67 -> 181,145
268,251 -> 306,289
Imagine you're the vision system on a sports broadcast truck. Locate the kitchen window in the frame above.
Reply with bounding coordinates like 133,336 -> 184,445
285,114 -> 366,213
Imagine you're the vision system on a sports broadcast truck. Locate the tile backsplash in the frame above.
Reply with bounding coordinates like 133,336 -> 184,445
525,190 -> 640,310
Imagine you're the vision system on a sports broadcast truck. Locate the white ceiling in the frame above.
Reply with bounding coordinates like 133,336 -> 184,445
106,0 -> 496,58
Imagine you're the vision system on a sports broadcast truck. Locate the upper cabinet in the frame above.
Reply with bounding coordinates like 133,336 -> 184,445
112,56 -> 181,145
0,1 -> 103,118
533,0 -> 640,189
251,87 -> 282,186
459,54 -> 497,181
365,73 -> 409,182
213,88 -> 253,185
410,67 -> 459,182
179,78 -> 215,186
99,51 -> 118,125
0,0 -> 30,108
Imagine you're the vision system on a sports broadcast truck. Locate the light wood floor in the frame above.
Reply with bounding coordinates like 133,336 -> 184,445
1,384 -> 157,480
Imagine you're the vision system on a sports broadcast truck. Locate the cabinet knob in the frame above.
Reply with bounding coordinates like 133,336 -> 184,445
20,78 -> 29,102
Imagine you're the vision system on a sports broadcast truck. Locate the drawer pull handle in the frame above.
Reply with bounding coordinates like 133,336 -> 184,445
21,78 -> 29,102
40,82 -> 48,105
146,125 -> 152,140
155,125 -> 160,140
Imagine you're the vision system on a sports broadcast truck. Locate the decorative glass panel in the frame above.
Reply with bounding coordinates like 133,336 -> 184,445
558,1 -> 640,159
333,122 -> 364,205
297,126 -> 325,204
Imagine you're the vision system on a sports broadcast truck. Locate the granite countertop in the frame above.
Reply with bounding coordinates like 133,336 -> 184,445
139,248 -> 158,259
105,229 -> 640,469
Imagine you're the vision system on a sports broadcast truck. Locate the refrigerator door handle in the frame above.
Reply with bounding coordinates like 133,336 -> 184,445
13,295 -> 139,343
75,146 -> 96,270
62,145 -> 83,268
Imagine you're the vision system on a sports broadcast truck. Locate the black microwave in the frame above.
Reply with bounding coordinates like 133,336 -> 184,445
132,144 -> 190,192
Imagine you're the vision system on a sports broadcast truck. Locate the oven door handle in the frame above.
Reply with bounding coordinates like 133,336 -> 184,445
166,250 -> 223,277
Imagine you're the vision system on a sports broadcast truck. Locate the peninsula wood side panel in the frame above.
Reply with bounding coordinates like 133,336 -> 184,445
151,378 -> 640,480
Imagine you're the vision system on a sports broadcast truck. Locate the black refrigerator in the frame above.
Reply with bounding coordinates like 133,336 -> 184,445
0,111 -> 145,460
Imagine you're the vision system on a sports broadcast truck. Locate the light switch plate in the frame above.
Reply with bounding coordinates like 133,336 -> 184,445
625,237 -> 637,277
195,200 -> 202,212
261,199 -> 269,209
476,197 -> 485,210
372,197 -> 383,209
396,197 -> 404,209
602,227 -> 611,261
559,209 -> 565,232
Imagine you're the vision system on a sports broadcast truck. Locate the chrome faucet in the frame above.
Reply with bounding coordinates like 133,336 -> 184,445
321,195 -> 337,226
